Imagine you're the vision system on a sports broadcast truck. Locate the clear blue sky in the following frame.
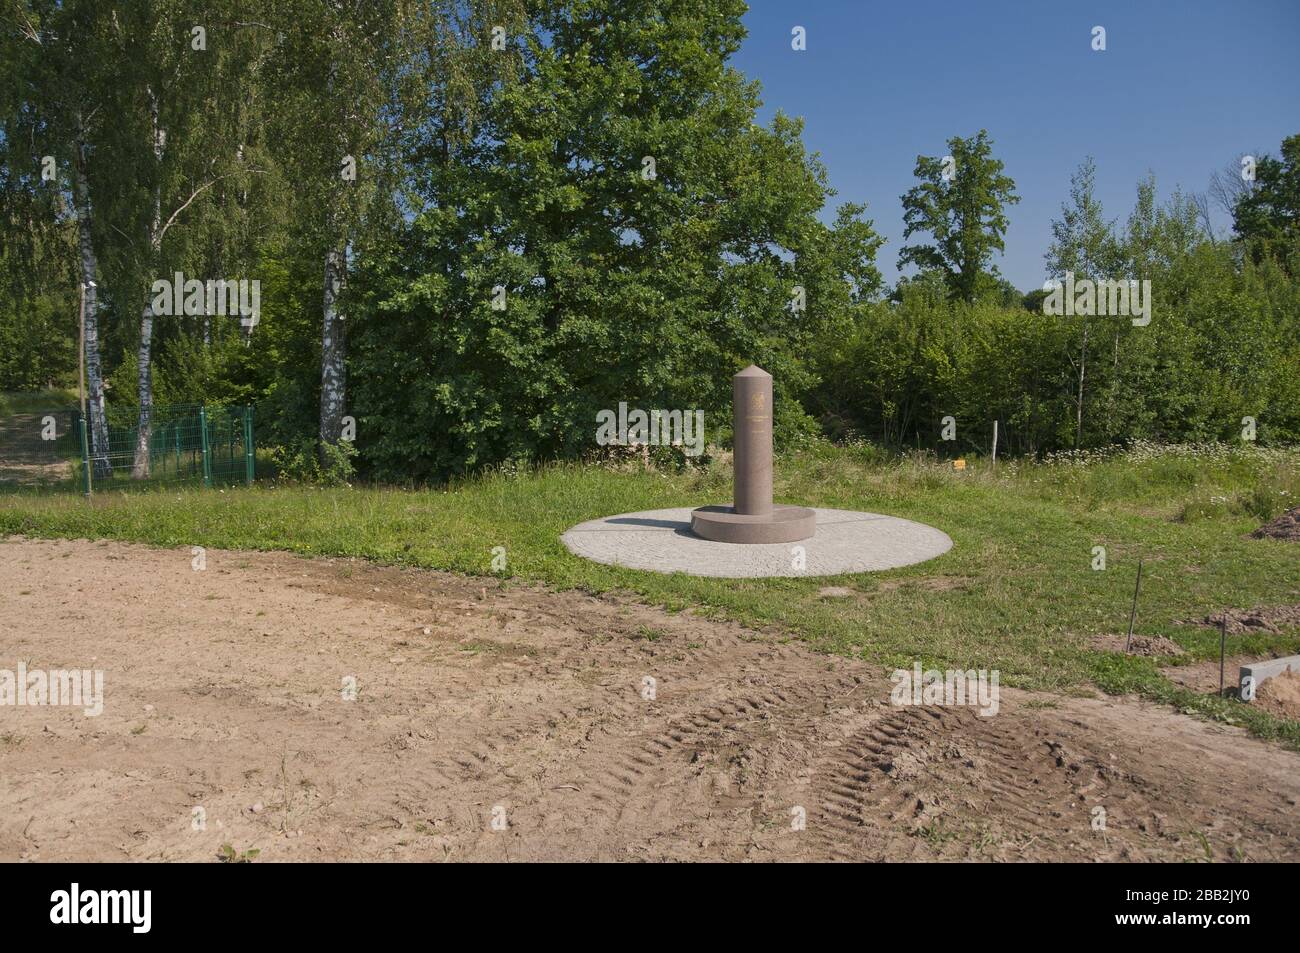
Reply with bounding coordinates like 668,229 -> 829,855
731,0 -> 1300,291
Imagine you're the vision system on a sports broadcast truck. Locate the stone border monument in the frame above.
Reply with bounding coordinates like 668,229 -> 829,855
690,365 -> 816,544
559,361 -> 953,578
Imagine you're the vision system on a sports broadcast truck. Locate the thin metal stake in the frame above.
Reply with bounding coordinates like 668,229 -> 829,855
1124,557 -> 1143,653
1219,618 -> 1227,697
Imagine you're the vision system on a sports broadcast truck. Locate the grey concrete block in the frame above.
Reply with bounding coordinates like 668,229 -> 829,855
1239,655 -> 1300,701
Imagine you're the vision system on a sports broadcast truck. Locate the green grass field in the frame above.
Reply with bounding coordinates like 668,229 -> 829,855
3,439 -> 1298,745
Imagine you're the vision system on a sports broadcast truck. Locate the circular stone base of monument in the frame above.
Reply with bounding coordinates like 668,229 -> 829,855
561,507 -> 952,578
690,504 -> 816,544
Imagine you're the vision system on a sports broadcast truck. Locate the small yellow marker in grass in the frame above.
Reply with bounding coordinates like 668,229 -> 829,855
953,458 -> 966,471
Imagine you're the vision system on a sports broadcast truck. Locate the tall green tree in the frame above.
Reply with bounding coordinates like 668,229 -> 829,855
263,0 -> 395,462
94,6 -> 268,476
263,0 -> 521,462
351,0 -> 883,480
4,2 -> 271,477
898,129 -> 1019,303
1233,134 -> 1300,269
1045,157 -> 1120,447
2,0 -> 117,470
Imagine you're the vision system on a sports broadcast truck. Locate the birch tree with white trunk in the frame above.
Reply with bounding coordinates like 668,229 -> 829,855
2,2 -> 114,474
103,7 -> 267,478
266,0 -> 523,463
1046,158 -> 1120,449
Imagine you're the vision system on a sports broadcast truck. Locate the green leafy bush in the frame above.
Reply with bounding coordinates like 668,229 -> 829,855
269,438 -> 357,487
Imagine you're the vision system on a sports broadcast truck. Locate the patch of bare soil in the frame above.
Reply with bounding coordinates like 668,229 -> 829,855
818,586 -> 853,598
876,574 -> 973,594
0,412 -> 76,487
1163,655 -> 1262,695
1256,670 -> 1300,721
1088,633 -> 1185,657
817,576 -> 973,602
0,458 -> 74,486
1252,507 -> 1300,541
2,536 -> 1299,862
1195,604 -> 1300,636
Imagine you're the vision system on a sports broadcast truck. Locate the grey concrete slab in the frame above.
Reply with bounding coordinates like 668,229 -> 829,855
560,507 -> 953,578
1240,656 -> 1300,700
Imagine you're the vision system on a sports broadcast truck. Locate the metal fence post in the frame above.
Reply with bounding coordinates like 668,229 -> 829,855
79,415 -> 92,497
199,407 -> 212,489
243,406 -> 254,486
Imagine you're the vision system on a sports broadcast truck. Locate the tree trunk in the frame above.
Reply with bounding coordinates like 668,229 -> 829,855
1075,321 -> 1088,448
133,85 -> 164,479
132,300 -> 155,478
319,242 -> 347,456
71,149 -> 111,478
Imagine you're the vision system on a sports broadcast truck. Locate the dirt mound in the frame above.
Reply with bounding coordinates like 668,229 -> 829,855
3,536 -> 1300,862
1252,507 -> 1300,541
1197,604 -> 1300,636
1164,655 -> 1300,721
1089,633 -> 1185,657
1256,670 -> 1300,721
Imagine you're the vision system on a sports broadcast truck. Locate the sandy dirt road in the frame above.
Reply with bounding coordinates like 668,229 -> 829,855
2,536 -> 1298,862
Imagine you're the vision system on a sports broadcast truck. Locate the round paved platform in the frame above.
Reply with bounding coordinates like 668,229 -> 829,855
561,507 -> 952,578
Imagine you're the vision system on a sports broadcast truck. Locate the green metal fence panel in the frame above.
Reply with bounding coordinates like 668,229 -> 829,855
0,402 -> 255,494
79,415 -> 92,496
199,407 -> 212,489
243,406 -> 255,486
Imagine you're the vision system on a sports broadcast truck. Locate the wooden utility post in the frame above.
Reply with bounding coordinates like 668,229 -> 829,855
78,281 -> 86,423
78,281 -> 91,496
